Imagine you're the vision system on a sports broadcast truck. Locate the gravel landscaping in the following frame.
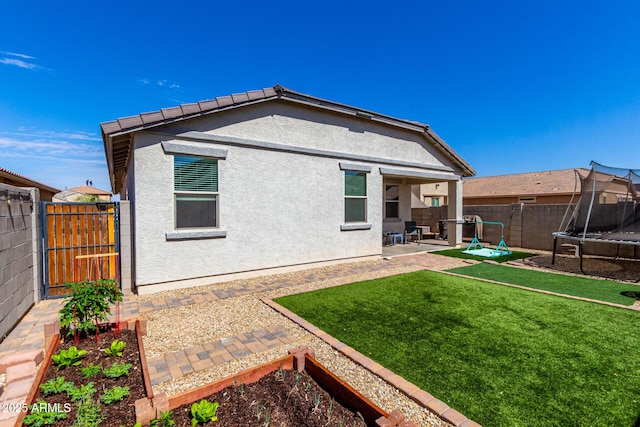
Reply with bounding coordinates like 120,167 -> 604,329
138,250 -> 639,426
141,259 -> 455,427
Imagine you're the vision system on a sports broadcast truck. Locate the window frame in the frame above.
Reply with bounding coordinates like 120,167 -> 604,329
339,163 -> 372,231
344,170 -> 368,223
173,154 -> 220,230
384,184 -> 400,219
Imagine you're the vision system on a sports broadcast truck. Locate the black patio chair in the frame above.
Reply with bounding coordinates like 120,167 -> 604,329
404,221 -> 420,244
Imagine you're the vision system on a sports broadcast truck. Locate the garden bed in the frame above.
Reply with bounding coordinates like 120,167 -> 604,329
22,322 -> 149,427
163,350 -> 396,427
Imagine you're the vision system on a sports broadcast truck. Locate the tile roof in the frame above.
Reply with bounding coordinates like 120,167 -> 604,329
101,85 -> 475,193
463,168 -> 589,198
69,185 -> 112,195
0,167 -> 60,194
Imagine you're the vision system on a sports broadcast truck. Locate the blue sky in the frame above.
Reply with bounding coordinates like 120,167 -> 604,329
1,0 -> 640,193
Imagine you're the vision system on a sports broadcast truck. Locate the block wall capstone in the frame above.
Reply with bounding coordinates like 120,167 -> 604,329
0,184 -> 36,340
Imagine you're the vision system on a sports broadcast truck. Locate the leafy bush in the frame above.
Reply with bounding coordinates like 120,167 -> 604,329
100,386 -> 130,405
151,410 -> 176,427
81,363 -> 102,378
67,382 -> 97,402
102,361 -> 132,379
104,339 -> 126,357
73,398 -> 104,427
190,399 -> 218,426
59,279 -> 123,336
40,376 -> 74,395
52,346 -> 87,370
23,400 -> 68,426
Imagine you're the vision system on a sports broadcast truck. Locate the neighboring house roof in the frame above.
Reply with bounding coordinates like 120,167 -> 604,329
0,167 -> 60,194
102,85 -> 475,193
463,168 -> 590,199
69,185 -> 112,196
53,189 -> 82,201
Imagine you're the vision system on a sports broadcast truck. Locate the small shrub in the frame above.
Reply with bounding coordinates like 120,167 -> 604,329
23,400 -> 68,426
40,376 -> 74,395
104,339 -> 126,357
52,346 -> 86,370
73,397 -> 104,427
100,386 -> 130,405
151,410 -> 176,427
67,382 -> 97,402
102,361 -> 132,379
59,279 -> 123,336
81,363 -> 102,378
190,399 -> 219,426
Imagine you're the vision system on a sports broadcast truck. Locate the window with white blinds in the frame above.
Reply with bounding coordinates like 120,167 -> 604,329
344,171 -> 367,223
174,155 -> 218,229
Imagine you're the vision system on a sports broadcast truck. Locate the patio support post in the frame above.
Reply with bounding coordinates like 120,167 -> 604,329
447,179 -> 463,247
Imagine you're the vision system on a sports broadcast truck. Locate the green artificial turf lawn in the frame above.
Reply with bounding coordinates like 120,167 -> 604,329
275,271 -> 640,427
431,247 -> 536,263
447,262 -> 640,306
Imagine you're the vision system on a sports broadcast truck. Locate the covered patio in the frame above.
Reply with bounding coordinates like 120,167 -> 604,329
382,239 -> 451,257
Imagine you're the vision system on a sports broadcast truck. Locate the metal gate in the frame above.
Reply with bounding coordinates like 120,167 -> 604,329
40,202 -> 120,298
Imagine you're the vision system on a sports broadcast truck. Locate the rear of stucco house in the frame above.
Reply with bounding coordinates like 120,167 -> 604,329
101,85 -> 474,294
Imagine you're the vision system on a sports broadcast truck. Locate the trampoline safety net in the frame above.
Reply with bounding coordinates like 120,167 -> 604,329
558,161 -> 640,243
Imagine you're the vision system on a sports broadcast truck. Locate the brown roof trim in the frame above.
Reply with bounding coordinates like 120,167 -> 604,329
0,167 -> 60,193
101,85 -> 475,193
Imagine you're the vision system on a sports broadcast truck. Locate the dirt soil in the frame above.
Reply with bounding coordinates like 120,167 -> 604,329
171,369 -> 368,427
524,253 -> 640,283
32,329 -> 146,427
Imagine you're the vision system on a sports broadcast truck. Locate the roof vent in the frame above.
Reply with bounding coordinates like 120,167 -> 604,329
355,111 -> 373,119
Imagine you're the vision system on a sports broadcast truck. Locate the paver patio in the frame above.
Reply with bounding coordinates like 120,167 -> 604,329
0,251 -> 468,426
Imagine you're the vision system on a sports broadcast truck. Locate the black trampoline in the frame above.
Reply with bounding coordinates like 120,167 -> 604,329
552,161 -> 640,273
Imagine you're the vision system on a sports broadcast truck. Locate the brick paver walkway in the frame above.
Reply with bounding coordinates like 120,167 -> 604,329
146,326 -> 297,385
0,251 -> 466,427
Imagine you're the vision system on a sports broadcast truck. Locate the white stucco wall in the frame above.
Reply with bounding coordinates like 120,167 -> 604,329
129,101 -> 463,292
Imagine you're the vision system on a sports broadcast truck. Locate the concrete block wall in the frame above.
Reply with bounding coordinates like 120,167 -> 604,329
0,184 -> 39,340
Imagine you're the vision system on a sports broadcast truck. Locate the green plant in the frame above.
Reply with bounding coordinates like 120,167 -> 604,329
59,279 -> 123,336
81,363 -> 102,378
73,397 -> 104,427
312,390 -> 321,412
275,366 -> 286,381
51,346 -> 87,370
326,398 -> 334,425
40,376 -> 74,395
22,400 -> 68,426
104,339 -> 126,356
151,410 -> 176,427
251,400 -> 267,419
190,399 -> 218,426
67,382 -> 97,402
286,372 -> 302,403
102,361 -> 132,378
100,386 -> 130,404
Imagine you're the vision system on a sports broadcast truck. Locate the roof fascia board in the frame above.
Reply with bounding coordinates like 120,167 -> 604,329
151,130 -> 455,174
0,169 -> 60,193
379,167 -> 459,181
102,97 -> 276,139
